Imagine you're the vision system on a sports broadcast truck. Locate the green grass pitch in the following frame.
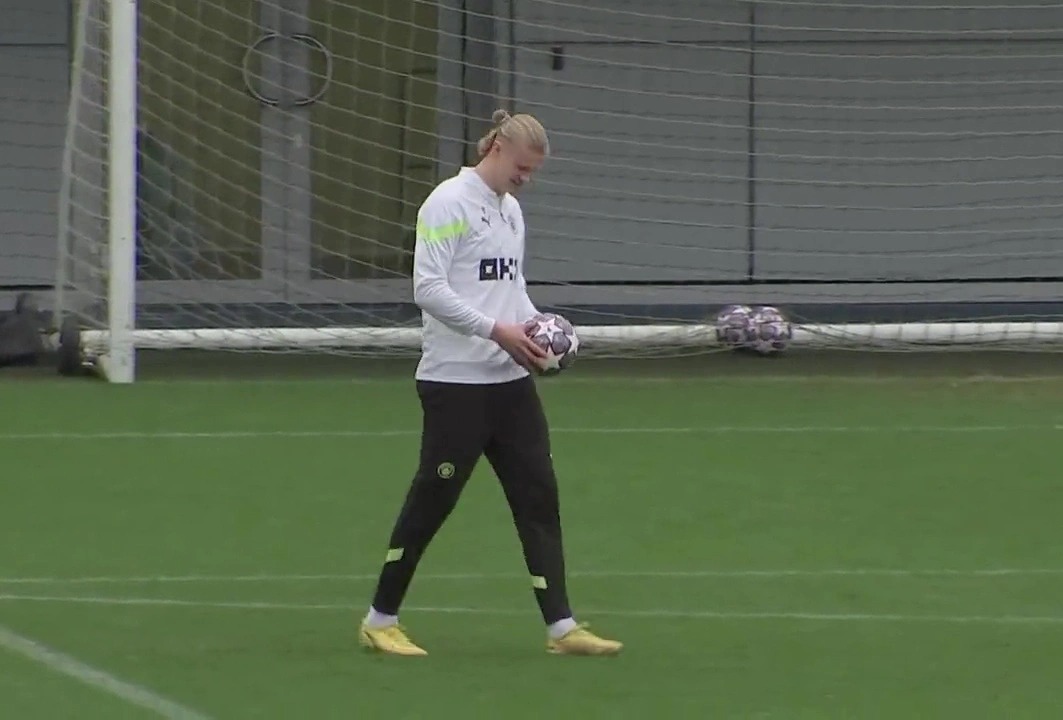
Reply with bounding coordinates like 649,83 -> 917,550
1,353 -> 1061,718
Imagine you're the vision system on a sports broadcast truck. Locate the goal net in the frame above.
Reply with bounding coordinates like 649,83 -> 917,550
56,0 -> 1063,380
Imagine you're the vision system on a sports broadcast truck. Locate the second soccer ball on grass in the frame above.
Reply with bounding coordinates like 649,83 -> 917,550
714,304 -> 793,355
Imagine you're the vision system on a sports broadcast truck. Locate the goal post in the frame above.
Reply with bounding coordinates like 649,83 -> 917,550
106,0 -> 138,383
55,0 -> 1063,380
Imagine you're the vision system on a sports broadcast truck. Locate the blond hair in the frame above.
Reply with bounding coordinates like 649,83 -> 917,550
476,109 -> 550,159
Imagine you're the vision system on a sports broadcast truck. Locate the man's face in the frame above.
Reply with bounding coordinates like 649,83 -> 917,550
497,139 -> 545,195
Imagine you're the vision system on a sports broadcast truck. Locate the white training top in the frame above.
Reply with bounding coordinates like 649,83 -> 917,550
412,167 -> 539,384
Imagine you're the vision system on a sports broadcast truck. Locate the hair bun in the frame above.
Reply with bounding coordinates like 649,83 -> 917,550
491,109 -> 511,126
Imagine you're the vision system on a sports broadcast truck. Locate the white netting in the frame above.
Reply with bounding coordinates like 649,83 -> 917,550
56,0 -> 1063,374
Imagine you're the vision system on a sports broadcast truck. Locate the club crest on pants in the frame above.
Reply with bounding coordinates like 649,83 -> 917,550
436,462 -> 455,479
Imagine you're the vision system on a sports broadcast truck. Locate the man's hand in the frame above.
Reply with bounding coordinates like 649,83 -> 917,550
490,322 -> 547,372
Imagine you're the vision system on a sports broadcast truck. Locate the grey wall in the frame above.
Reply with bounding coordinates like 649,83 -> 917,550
3,0 -> 1062,318
0,0 -> 67,287
511,0 -> 1063,285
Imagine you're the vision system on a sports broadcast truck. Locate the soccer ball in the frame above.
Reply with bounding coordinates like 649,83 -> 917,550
714,304 -> 754,349
746,305 -> 792,355
524,312 -> 579,375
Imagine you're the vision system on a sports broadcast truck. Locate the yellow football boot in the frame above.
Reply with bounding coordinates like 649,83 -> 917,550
546,624 -> 623,656
359,623 -> 428,657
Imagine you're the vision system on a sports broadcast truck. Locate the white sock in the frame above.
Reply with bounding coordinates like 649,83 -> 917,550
364,607 -> 398,629
548,617 -> 578,639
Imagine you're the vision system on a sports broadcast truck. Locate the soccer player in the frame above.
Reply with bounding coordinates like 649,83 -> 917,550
358,109 -> 622,657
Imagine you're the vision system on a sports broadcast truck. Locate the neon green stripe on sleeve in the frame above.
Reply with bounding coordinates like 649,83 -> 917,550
416,219 -> 469,244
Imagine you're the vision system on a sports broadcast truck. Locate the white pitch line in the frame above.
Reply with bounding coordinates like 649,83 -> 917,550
0,594 -> 1060,626
129,375 -> 1063,387
0,623 -> 210,719
1,567 -> 1061,586
0,424 -> 1056,441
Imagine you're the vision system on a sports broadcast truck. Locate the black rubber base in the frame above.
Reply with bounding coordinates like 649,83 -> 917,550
57,316 -> 91,377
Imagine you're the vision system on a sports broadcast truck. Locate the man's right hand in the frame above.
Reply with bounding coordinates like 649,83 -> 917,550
490,322 -> 548,372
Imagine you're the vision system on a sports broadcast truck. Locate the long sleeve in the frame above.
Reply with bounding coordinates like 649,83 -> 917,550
412,204 -> 496,339
514,207 -> 539,321
518,272 -> 539,321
